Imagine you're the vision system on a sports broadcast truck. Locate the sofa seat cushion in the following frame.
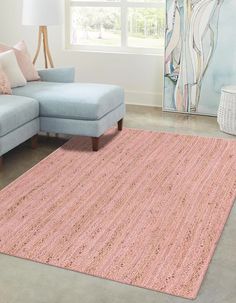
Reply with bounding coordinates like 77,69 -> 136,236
0,95 -> 39,136
13,81 -> 124,121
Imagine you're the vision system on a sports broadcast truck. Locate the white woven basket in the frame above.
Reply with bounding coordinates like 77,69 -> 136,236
217,86 -> 236,135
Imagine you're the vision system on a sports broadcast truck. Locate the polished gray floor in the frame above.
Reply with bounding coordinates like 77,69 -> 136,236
0,106 -> 235,303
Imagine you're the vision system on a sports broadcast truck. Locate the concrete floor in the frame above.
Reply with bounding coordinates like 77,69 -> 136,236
0,105 -> 235,303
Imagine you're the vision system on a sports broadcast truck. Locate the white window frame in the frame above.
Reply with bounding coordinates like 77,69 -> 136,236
65,0 -> 165,55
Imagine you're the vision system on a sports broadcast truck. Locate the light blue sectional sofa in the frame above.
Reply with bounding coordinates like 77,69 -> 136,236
0,68 -> 125,165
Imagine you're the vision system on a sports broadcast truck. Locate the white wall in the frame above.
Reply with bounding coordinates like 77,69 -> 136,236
0,0 -> 164,107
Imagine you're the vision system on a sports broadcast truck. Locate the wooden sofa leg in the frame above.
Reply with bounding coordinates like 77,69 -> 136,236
92,137 -> 100,152
118,119 -> 123,131
0,156 -> 3,169
31,135 -> 38,149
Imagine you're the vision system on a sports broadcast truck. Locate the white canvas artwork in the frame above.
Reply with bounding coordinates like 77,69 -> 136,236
164,0 -> 236,115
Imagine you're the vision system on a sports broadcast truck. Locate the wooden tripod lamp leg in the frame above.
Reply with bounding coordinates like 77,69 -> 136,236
33,26 -> 42,65
33,26 -> 54,69
44,27 -> 54,68
42,27 -> 48,69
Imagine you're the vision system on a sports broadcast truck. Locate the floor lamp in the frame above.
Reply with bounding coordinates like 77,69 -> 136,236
22,0 -> 63,69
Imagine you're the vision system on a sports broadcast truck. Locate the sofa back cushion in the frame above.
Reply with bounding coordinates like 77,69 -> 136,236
0,50 -> 27,88
0,66 -> 12,95
0,41 -> 40,82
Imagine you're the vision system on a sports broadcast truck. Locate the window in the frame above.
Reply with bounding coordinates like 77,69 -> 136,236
65,0 -> 165,54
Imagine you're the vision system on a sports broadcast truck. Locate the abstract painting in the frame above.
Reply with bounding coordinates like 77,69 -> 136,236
164,0 -> 236,115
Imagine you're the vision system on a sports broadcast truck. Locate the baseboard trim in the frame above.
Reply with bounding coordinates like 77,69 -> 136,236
125,90 -> 162,108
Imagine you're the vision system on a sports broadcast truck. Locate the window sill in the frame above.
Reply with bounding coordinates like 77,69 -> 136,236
63,45 -> 164,56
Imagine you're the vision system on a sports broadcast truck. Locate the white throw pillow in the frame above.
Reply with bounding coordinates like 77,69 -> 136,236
0,50 -> 27,88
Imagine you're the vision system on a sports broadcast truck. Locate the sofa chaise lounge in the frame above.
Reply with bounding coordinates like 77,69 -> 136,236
0,67 -> 125,167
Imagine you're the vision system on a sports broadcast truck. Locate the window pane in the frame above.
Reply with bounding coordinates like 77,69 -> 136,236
71,7 -> 121,46
128,8 -> 165,49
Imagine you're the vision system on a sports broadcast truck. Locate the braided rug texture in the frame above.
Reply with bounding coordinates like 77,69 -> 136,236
0,128 -> 235,299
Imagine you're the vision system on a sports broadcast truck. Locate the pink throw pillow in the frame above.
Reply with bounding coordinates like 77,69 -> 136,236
0,67 -> 12,95
0,41 -> 40,81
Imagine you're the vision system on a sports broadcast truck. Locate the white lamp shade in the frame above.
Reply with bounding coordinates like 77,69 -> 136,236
22,0 -> 63,26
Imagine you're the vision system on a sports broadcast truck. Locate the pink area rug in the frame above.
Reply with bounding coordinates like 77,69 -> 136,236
0,128 -> 235,299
